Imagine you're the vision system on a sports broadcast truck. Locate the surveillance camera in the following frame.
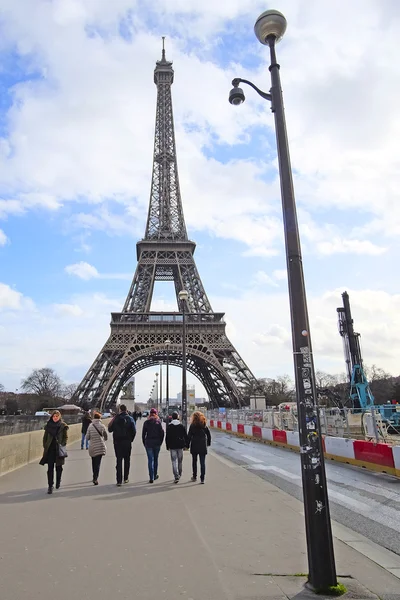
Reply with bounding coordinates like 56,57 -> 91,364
229,87 -> 245,106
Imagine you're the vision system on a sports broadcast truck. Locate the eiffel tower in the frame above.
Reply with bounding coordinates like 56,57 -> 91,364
74,42 -> 261,410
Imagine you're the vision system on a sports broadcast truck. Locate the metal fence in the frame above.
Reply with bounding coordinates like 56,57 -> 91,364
207,406 -> 400,443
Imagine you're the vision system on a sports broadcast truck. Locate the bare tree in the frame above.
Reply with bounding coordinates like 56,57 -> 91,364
21,368 -> 62,398
0,383 -> 5,393
61,383 -> 79,401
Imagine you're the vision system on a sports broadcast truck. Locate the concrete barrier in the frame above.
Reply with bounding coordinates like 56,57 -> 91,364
0,423 -> 82,477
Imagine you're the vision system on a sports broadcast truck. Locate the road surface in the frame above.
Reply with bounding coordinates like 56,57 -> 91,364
211,429 -> 400,555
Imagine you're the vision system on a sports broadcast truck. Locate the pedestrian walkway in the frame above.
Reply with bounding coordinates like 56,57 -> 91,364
0,424 -> 399,600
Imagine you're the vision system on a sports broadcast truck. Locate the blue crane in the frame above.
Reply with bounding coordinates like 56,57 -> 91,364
337,292 -> 400,430
337,291 -> 374,409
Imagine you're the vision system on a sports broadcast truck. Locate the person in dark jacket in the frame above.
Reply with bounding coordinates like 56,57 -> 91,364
142,408 -> 164,483
81,411 -> 92,450
108,404 -> 136,486
187,411 -> 211,484
165,411 -> 189,483
39,410 -> 69,494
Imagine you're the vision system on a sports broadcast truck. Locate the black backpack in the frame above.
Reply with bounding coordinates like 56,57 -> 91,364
113,414 -> 135,442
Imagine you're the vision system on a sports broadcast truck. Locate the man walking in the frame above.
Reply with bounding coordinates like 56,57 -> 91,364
142,408 -> 164,483
81,411 -> 92,450
165,411 -> 188,483
108,404 -> 136,486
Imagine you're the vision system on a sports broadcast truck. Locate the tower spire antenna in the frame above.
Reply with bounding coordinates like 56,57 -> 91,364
162,36 -> 166,61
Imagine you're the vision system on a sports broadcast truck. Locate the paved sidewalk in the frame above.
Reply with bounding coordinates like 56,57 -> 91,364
0,425 -> 399,600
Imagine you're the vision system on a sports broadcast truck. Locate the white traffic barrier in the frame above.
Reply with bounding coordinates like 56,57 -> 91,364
286,431 -> 300,447
325,436 -> 355,460
261,428 -> 274,441
392,445 -> 400,475
244,425 -> 253,437
231,423 -> 238,433
221,421 -> 227,430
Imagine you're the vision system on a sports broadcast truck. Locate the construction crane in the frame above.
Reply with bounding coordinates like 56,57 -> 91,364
337,291 -> 374,409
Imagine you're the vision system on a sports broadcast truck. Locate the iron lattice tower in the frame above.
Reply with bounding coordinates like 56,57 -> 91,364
74,44 -> 261,410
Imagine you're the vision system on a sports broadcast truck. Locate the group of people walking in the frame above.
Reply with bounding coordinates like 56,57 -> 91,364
39,405 -> 211,493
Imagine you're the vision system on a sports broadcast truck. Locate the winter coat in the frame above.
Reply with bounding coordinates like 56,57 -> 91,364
165,420 -> 189,450
187,423 -> 211,456
81,414 -> 92,434
142,416 -> 165,448
108,412 -> 136,444
39,420 -> 69,466
86,419 -> 108,457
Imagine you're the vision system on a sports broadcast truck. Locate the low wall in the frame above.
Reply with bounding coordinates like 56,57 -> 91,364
0,423 -> 82,477
0,414 -> 82,437
209,419 -> 400,479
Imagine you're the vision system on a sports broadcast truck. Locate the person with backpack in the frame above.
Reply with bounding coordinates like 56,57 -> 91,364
86,411 -> 108,485
142,408 -> 164,483
165,411 -> 189,483
108,404 -> 136,486
187,411 -> 211,484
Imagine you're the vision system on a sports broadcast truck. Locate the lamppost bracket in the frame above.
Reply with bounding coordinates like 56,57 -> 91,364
231,78 -> 272,102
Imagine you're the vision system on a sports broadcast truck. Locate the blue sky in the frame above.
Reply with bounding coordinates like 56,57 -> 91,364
1,0 -> 400,401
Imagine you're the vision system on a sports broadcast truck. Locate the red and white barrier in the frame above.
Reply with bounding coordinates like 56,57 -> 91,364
325,436 -> 355,461
209,419 -> 399,478
393,445 -> 400,477
286,431 -> 300,447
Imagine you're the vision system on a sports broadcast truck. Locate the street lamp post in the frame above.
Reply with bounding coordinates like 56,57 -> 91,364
229,10 -> 337,592
159,362 -> 163,412
155,372 -> 159,413
165,339 -> 171,421
179,289 -> 189,429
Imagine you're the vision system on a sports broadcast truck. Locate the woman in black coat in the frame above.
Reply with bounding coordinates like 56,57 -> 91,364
39,410 -> 69,494
187,411 -> 211,484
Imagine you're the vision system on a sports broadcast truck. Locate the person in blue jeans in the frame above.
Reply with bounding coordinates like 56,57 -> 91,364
80,411 -> 92,450
142,408 -> 164,483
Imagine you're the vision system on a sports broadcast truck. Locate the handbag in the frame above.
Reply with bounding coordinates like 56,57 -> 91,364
58,444 -> 68,458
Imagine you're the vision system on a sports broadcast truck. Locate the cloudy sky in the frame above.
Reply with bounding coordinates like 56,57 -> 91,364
1,0 -> 399,402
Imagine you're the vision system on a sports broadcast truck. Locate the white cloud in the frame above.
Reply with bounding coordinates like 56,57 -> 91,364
53,303 -> 84,317
0,283 -> 35,311
65,261 -> 131,281
317,239 -> 387,257
252,270 -> 279,287
65,261 -> 99,280
273,269 -> 287,280
0,229 -> 8,245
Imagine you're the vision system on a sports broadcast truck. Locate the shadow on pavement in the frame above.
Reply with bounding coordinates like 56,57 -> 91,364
0,478 -> 200,504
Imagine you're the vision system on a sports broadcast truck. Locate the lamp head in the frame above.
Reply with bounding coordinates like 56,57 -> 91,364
178,290 -> 189,302
254,9 -> 287,45
165,338 -> 171,346
229,86 -> 245,106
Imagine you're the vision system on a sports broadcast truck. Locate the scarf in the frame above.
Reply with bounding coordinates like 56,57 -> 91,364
46,419 -> 62,439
